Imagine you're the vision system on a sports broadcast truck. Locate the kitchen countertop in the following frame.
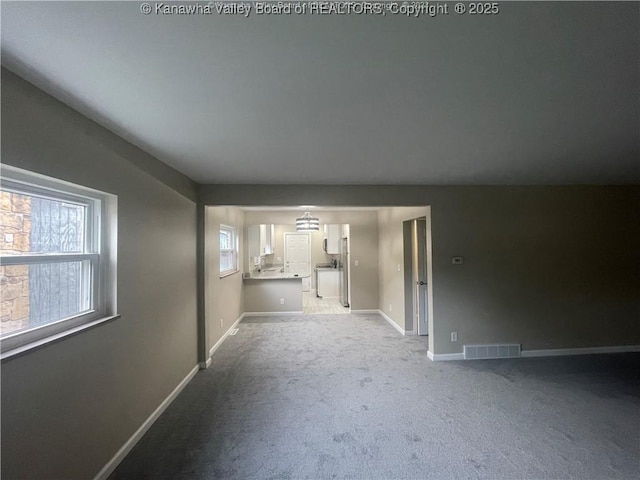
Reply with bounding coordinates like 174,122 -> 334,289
315,263 -> 338,270
243,270 -> 309,280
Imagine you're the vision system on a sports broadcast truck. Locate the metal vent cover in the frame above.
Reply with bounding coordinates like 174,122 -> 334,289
464,344 -> 521,360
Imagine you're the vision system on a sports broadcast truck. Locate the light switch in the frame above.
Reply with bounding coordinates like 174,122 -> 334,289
354,260 -> 359,267
397,264 -> 401,272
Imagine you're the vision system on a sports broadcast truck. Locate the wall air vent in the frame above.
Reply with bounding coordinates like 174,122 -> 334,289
464,344 -> 521,360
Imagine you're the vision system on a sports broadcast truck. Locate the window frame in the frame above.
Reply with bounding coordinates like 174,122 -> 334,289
219,224 -> 238,278
0,165 -> 117,358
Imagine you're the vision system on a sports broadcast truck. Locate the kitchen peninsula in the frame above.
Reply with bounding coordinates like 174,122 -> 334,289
243,267 -> 307,313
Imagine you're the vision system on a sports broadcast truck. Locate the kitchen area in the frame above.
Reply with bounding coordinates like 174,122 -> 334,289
243,219 -> 351,315
205,205 -> 386,361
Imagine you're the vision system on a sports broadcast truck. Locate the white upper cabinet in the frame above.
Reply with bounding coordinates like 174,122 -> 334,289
259,224 -> 275,255
248,224 -> 275,260
323,224 -> 342,254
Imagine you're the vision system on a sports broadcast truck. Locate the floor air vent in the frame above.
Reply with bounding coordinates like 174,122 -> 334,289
464,344 -> 521,360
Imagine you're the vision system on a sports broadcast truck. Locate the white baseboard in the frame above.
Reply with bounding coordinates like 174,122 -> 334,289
427,351 -> 464,361
208,313 -> 245,359
94,364 -> 199,480
352,309 -> 409,336
427,344 -> 640,362
243,311 -> 303,317
521,344 -> 640,358
376,310 -> 407,336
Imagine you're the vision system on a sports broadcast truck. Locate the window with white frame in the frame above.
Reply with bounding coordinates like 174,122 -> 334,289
219,224 -> 238,277
0,166 -> 116,355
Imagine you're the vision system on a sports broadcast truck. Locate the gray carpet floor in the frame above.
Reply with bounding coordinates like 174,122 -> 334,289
110,314 -> 640,479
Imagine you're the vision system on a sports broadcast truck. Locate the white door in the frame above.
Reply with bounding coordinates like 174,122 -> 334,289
413,218 -> 428,335
284,233 -> 311,291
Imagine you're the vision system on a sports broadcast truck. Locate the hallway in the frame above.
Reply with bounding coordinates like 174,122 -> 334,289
110,314 -> 639,480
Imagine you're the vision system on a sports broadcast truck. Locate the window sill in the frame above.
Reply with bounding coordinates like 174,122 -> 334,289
0,314 -> 121,363
219,270 -> 239,279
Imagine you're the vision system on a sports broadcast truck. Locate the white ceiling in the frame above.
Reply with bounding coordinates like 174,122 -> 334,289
2,1 -> 638,185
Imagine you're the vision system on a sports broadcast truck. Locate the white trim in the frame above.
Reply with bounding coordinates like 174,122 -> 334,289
208,314 -> 245,359
352,310 -> 408,336
427,352 -> 465,361
0,252 -> 100,265
521,345 -> 640,358
425,345 -> 640,362
242,311 -> 304,317
1,315 -> 121,362
219,224 -> 239,277
93,365 -> 199,480
377,310 -> 406,336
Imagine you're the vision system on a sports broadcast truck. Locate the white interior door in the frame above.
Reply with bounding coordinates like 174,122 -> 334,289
284,233 -> 311,291
413,218 -> 428,335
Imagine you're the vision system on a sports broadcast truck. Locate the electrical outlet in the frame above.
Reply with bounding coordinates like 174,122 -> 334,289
389,304 -> 393,312
220,318 -> 224,328
354,260 -> 359,267
279,298 -> 285,305
451,331 -> 458,342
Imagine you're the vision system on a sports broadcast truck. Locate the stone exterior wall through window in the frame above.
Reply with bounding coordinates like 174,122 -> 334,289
0,191 -> 31,334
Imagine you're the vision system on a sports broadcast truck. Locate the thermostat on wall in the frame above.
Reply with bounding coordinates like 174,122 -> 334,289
451,256 -> 464,265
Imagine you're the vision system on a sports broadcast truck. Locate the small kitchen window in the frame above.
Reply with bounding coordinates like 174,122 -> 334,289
219,224 -> 238,277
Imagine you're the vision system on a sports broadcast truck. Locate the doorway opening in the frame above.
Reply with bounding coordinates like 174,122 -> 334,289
304,223 -> 351,315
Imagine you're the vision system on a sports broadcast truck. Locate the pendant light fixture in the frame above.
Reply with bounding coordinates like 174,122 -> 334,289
296,211 -> 320,231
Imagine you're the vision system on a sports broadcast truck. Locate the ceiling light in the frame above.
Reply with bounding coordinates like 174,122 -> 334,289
296,211 -> 320,231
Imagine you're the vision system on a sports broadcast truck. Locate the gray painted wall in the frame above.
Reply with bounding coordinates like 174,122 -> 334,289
377,207 -> 432,341
429,187 -> 640,354
1,70 -> 198,479
244,279 -> 303,312
204,206 -> 245,353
